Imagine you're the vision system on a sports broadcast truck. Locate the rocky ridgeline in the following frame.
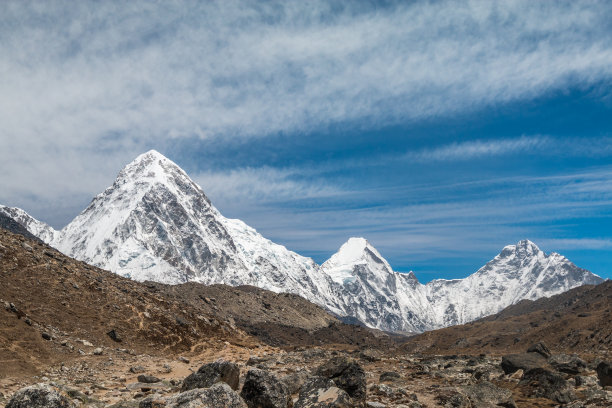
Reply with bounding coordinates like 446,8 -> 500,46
2,344 -> 611,408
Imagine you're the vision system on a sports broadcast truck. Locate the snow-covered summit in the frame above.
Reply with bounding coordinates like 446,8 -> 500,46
322,237 -> 394,285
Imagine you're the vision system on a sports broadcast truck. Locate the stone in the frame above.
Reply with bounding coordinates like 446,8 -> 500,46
509,369 -> 524,380
281,369 -> 311,395
316,357 -> 366,403
6,383 -> 76,408
240,368 -> 291,408
137,375 -> 162,384
294,376 -> 352,408
379,371 -> 401,382
140,383 -> 246,408
130,366 -> 146,374
178,356 -> 190,364
500,353 -> 547,374
107,329 -> 122,343
366,403 -> 386,408
93,348 -> 103,355
181,360 -> 240,391
596,361 -> 612,387
41,332 -> 52,341
461,381 -> 516,408
548,354 -> 587,375
520,368 -> 575,404
526,342 -> 551,359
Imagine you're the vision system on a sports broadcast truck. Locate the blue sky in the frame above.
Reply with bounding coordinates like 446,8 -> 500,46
1,1 -> 611,281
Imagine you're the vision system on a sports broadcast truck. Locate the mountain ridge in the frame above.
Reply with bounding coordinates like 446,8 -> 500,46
0,150 -> 603,333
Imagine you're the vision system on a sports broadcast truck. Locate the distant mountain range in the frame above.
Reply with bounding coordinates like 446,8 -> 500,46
1,150 -> 603,332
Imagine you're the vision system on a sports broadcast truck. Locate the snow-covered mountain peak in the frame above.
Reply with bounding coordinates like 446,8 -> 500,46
115,149 -> 194,188
499,239 -> 542,259
322,237 -> 395,285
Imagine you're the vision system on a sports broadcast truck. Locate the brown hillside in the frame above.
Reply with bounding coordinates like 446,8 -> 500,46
403,280 -> 612,357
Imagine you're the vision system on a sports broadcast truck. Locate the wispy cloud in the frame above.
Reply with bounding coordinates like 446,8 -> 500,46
193,167 -> 340,215
405,135 -> 549,162
535,238 -> 612,250
2,1 -> 612,163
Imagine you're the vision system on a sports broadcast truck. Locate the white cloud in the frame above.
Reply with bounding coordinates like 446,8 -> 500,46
405,135 -> 549,162
193,167 -> 340,215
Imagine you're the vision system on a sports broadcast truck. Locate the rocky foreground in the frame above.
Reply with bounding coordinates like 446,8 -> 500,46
1,228 -> 611,407
1,342 -> 611,407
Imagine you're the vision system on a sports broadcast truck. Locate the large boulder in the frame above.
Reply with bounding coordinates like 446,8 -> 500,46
182,360 -> 240,391
519,368 -> 575,404
282,369 -> 311,395
461,381 -> 516,408
500,353 -> 547,374
596,361 -> 612,387
526,342 -> 551,359
294,376 -> 352,408
240,368 -> 291,408
140,383 -> 246,408
316,357 -> 366,404
548,354 -> 587,375
7,383 -> 76,408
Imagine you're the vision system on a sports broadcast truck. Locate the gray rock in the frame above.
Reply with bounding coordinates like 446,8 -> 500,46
379,371 -> 401,383
140,383 -> 246,408
129,366 -> 146,374
596,361 -> 611,387
6,383 -> 76,408
526,342 -> 551,359
240,368 -> 291,408
107,329 -> 122,343
461,381 -> 516,408
182,360 -> 240,391
316,357 -> 366,403
500,353 -> 547,374
549,354 -> 586,375
294,376 -> 352,408
519,368 -> 575,404
137,375 -> 161,384
282,369 -> 311,395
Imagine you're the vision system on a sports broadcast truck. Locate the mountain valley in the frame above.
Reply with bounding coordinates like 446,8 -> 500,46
0,150 -> 603,334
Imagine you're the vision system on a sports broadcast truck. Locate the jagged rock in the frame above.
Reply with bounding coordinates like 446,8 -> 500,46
359,349 -> 381,362
316,357 -> 366,403
282,369 -> 311,395
240,368 -> 291,408
379,372 -> 401,382
369,384 -> 393,397
526,342 -> 551,359
549,354 -> 587,375
461,381 -> 516,408
294,376 -> 352,408
596,361 -> 611,387
137,375 -> 161,384
182,361 -> 240,391
434,388 -> 469,408
574,375 -> 598,387
6,383 -> 75,408
519,368 -> 575,404
107,329 -> 122,343
140,383 -> 246,408
500,353 -> 547,374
